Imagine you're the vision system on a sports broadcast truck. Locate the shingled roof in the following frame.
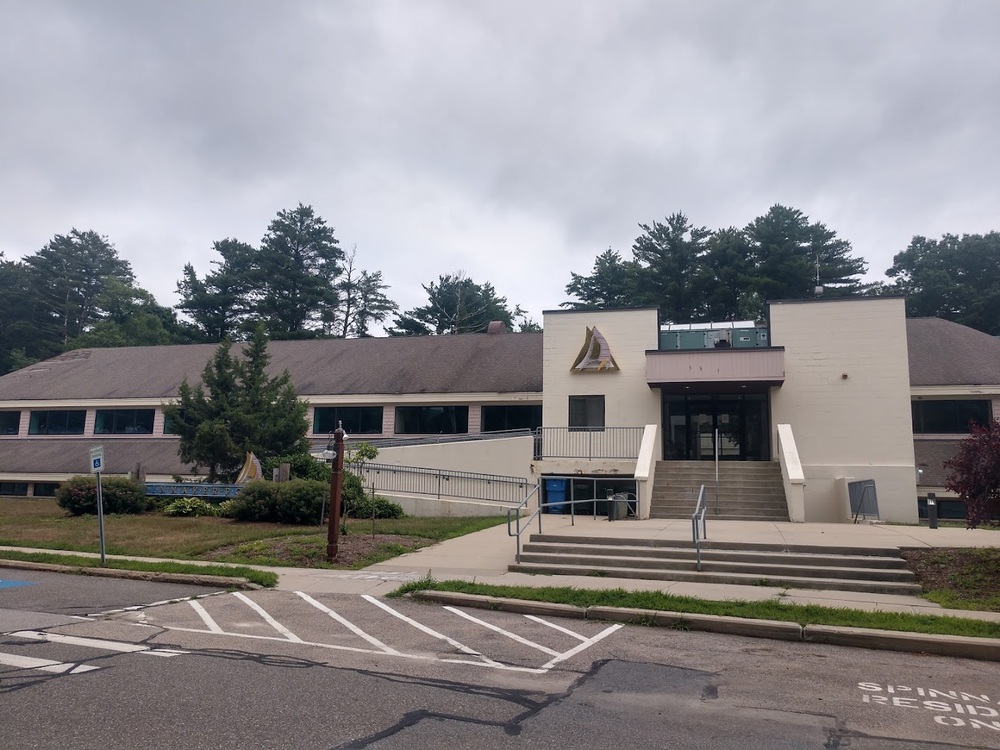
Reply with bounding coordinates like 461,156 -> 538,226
0,332 -> 544,401
906,318 -> 1000,387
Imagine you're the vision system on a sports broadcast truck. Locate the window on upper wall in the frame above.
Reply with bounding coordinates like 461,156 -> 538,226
911,400 -> 992,434
395,406 -> 469,434
569,395 -> 605,429
313,406 -> 384,435
94,409 -> 155,435
28,410 -> 86,435
481,405 -> 542,433
162,410 -> 183,435
0,411 -> 20,435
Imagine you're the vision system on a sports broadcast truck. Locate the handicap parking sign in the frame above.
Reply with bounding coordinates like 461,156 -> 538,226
89,446 -> 104,474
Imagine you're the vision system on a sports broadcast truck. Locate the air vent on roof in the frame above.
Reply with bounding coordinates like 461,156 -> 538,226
487,321 -> 507,335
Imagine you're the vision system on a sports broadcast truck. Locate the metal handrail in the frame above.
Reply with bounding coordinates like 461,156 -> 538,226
714,428 -> 720,514
348,462 -> 530,504
507,483 -> 542,564
534,426 -> 644,460
691,484 -> 707,571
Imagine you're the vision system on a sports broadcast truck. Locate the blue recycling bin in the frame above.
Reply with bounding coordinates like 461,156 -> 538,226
544,478 -> 567,514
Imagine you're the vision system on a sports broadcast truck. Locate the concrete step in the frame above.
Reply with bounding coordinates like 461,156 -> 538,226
528,535 -> 905,557
516,552 -> 916,583
506,562 -> 924,595
520,542 -> 911,569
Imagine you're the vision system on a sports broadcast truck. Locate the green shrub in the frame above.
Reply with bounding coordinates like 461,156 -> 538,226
162,497 -> 218,517
225,480 -> 279,522
345,493 -> 405,520
56,475 -> 149,516
275,479 -> 327,525
261,452 -> 330,483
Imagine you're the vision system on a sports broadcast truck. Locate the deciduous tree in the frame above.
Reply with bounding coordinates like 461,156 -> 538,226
946,419 -> 1000,528
886,232 -> 1000,336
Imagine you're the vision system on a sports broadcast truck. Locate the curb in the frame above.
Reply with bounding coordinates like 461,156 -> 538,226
0,559 -> 262,590
410,590 -> 1000,662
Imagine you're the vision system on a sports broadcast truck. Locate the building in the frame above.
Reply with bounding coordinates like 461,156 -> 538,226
1,297 -> 997,523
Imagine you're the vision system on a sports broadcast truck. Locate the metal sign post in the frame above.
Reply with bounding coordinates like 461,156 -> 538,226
89,446 -> 106,565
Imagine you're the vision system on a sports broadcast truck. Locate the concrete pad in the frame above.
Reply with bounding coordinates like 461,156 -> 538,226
803,624 -> 1000,661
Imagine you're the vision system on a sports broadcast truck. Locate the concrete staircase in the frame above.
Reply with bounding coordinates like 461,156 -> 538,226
650,461 -> 788,521
509,535 -> 922,595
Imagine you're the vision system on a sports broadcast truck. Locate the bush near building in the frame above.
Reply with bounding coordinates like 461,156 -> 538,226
221,477 -> 403,525
56,475 -> 148,516
946,419 -> 1000,528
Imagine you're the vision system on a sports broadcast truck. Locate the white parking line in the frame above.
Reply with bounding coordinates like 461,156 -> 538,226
10,631 -> 188,657
0,651 -> 99,675
444,606 -> 560,657
232,592 -> 303,642
189,600 -> 224,633
523,614 -> 590,642
362,595 -> 504,667
295,591 -> 401,655
540,624 -> 623,670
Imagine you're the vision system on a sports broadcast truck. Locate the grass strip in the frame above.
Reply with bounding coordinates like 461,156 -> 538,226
391,579 -> 1000,640
0,550 -> 277,588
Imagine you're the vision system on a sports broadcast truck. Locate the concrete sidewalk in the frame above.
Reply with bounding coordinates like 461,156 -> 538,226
274,517 -> 1000,622
3,518 -> 999,622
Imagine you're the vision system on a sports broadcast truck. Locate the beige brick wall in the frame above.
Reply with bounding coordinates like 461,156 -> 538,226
769,297 -> 917,523
542,308 -> 661,430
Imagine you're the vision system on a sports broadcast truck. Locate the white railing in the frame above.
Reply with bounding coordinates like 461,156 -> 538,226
534,427 -> 644,460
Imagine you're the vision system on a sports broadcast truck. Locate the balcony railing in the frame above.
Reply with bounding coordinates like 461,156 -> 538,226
534,427 -> 644,460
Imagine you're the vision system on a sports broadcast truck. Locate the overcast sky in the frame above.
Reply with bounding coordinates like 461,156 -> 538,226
2,0 -> 997,327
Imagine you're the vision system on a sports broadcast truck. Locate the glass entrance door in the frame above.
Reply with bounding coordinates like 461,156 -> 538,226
662,393 -> 769,461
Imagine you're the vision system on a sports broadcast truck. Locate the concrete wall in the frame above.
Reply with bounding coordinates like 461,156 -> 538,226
374,435 -> 533,479
769,298 -> 918,523
371,435 -> 535,516
541,308 -> 661,430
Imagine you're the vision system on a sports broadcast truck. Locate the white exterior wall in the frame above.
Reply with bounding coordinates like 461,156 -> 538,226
373,435 -> 535,517
769,298 -> 918,523
541,308 -> 661,431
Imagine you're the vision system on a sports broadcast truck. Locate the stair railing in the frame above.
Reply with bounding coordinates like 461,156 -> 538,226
507,483 -> 542,564
691,484 -> 707,571
714,428 -> 720,514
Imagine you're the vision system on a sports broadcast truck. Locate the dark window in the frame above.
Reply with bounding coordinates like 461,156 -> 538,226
163,410 -> 184,435
481,405 -> 542,433
32,482 -> 60,497
313,406 -> 384,435
395,406 -> 469,434
0,411 -> 20,435
28,410 -> 86,435
569,395 -> 605,429
0,482 -> 28,496
94,409 -> 155,435
912,400 -> 992,434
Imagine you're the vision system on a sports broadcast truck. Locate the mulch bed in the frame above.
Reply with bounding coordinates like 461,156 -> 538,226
900,547 -> 1000,610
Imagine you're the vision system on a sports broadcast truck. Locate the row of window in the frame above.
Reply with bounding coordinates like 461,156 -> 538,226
0,405 -> 544,437
2,400 -> 989,437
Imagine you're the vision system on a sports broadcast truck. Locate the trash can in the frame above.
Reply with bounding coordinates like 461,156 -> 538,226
544,479 -> 567,514
607,493 -> 628,521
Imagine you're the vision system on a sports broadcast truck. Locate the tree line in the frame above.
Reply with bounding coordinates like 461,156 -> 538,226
1,201 -> 997,376
0,203 -> 537,375
564,204 -> 1000,333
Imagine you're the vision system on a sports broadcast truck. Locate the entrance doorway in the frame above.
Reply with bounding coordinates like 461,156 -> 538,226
661,393 -> 770,461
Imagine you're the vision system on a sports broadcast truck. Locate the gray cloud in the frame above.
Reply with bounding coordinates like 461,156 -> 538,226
1,0 -> 997,321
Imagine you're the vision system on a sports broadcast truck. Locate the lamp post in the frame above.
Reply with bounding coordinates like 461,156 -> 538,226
322,423 -> 347,562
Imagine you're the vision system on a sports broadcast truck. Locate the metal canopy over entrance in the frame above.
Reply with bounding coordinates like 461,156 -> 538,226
661,392 -> 770,461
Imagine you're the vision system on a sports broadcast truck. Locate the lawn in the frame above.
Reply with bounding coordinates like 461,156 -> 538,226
0,498 -> 507,569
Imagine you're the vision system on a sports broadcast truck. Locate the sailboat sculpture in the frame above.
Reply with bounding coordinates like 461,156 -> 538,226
572,327 -> 619,372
